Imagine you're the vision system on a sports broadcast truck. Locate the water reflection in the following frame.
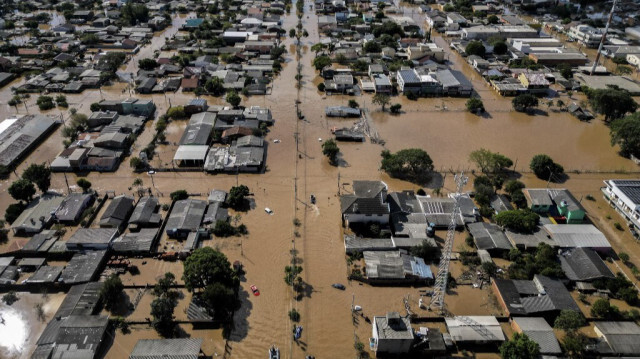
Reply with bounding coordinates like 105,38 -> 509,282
0,306 -> 28,357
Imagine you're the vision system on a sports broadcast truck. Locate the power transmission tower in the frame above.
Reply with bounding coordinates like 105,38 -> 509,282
590,0 -> 618,75
429,173 -> 467,315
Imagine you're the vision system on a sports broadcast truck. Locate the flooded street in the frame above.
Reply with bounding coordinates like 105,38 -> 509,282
1,2 -> 640,359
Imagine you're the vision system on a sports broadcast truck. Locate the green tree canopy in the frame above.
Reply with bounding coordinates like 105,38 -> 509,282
499,333 -> 540,359
495,209 -> 539,233
512,94 -> 538,112
610,112 -> 640,158
381,149 -> 434,182
372,93 -> 391,111
138,58 -> 158,70
182,247 -> 238,291
529,154 -> 564,181
122,2 -> 149,26
5,203 -> 26,224
151,296 -> 177,337
591,298 -> 618,319
170,190 -> 189,201
226,90 -> 241,108
469,148 -> 513,174
227,185 -> 250,209
322,139 -> 340,165
100,274 -> 123,311
554,310 -> 586,332
586,87 -> 637,121
8,179 -> 36,202
22,163 -> 51,193
202,282 -> 236,320
313,55 -> 332,71
466,97 -> 485,113
465,41 -> 486,57
493,41 -> 508,55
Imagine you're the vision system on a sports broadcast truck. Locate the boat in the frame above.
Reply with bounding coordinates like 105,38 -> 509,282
332,283 -> 345,290
353,305 -> 362,311
251,285 -> 260,296
269,345 -> 279,359
265,207 -> 273,214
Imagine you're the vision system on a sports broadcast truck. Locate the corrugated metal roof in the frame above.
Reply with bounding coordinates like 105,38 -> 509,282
544,224 -> 611,248
130,338 -> 203,359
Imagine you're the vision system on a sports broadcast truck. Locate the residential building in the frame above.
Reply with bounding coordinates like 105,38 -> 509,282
0,115 -> 57,167
363,250 -> 433,282
492,275 -> 580,318
568,24 -> 603,48
99,195 -> 135,228
165,199 -> 207,238
467,222 -> 513,254
340,181 -> 390,226
445,316 -> 505,343
603,180 -> 640,234
54,193 -> 94,224
511,318 -> 562,355
594,321 -> 640,356
11,194 -> 64,235
372,74 -> 392,94
517,73 -> 550,94
130,338 -> 204,359
559,247 -> 614,282
371,312 -> 414,354
66,228 -> 118,250
543,224 -> 611,251
396,69 -> 422,93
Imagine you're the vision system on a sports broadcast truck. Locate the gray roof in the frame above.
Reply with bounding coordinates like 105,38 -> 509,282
513,318 -> 562,354
60,250 -> 107,284
505,226 -> 555,249
55,282 -> 104,318
129,196 -> 161,225
398,69 -> 421,84
608,180 -> 640,205
0,115 -> 57,167
207,190 -> 227,203
344,235 -> 395,252
186,297 -> 214,322
12,194 -> 64,233
445,316 -> 505,342
67,228 -> 118,246
112,228 -> 158,252
99,195 -> 134,227
595,321 -> 640,355
130,338 -> 203,359
468,222 -> 512,251
435,69 -> 472,89
523,188 -> 554,206
374,313 -> 414,340
559,247 -> 614,281
179,122 -> 212,146
490,194 -> 513,213
493,275 -> 580,315
28,266 -> 63,283
166,199 -> 207,232
548,189 -> 584,213
55,193 -> 92,222
543,224 -> 611,248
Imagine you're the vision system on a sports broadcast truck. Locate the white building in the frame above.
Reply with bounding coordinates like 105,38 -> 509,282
568,25 -> 603,48
371,312 -> 414,354
603,180 -> 640,234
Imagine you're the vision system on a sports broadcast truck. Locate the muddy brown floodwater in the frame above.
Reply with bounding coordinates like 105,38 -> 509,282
1,2 -> 640,359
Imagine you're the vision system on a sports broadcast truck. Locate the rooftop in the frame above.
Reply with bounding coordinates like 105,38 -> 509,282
130,338 -> 203,359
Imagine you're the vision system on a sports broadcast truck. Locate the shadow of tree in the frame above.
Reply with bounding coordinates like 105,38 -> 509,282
226,288 -> 252,342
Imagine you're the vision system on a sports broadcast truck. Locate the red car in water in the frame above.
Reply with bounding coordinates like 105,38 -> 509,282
250,285 -> 260,296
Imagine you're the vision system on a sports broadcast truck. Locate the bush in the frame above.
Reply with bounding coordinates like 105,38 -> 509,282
530,154 -> 564,181
36,96 -> 55,111
322,139 -> 340,165
381,148 -> 434,182
288,308 -> 300,322
466,97 -> 485,113
5,203 -> 26,224
317,83 -> 325,92
227,185 -> 250,209
410,239 -> 439,261
100,274 -> 124,311
212,220 -> 237,237
495,209 -> 539,232
90,103 -> 101,112
465,41 -> 486,57
166,106 -> 186,119
2,291 -> 18,305
389,104 -> 402,114
512,94 -> 538,112
591,298 -> 618,319
554,310 -> 586,331
170,190 -> 189,201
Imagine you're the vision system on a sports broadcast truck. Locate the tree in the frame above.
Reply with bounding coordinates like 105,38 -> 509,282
100,274 -> 124,311
36,96 -> 55,111
469,149 -> 513,174
466,97 -> 485,113
310,43 -> 325,55
5,203 -> 26,224
495,209 -> 539,232
586,87 -> 637,121
364,41 -> 381,53
529,154 -> 564,181
204,77 -> 225,96
202,282 -> 236,319
2,291 -> 18,305
512,94 -> 538,112
372,93 -> 391,111
289,28 -> 296,38
504,180 -> 525,195
153,272 -> 178,298
170,190 -> 189,201
493,41 -> 508,55
557,63 -> 573,79
554,310 -> 586,332
322,139 -> 340,165
90,103 -> 101,112
182,247 -> 238,291
121,2 -> 149,26
22,163 -> 51,193
619,252 -> 630,262
610,112 -> 640,158
212,220 -> 237,237
410,240 -> 438,261
76,178 -> 92,192
348,99 -> 359,108
151,296 -> 177,337
227,185 -> 250,209
389,104 -> 402,114
499,333 -> 540,359
487,14 -> 500,24
465,41 -> 486,57
562,332 -> 589,359
381,149 -> 434,181
8,179 -> 36,202
129,157 -> 146,171
591,298 -> 617,318
138,58 -> 158,70
226,90 -> 241,108
312,55 -> 332,71
166,106 -> 186,119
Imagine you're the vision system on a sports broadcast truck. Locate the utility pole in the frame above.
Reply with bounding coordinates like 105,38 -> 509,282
591,0 -> 618,75
338,171 -> 341,195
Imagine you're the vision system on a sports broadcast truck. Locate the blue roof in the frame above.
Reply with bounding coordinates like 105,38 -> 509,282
410,257 -> 433,279
189,98 -> 207,106
185,18 -> 204,27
